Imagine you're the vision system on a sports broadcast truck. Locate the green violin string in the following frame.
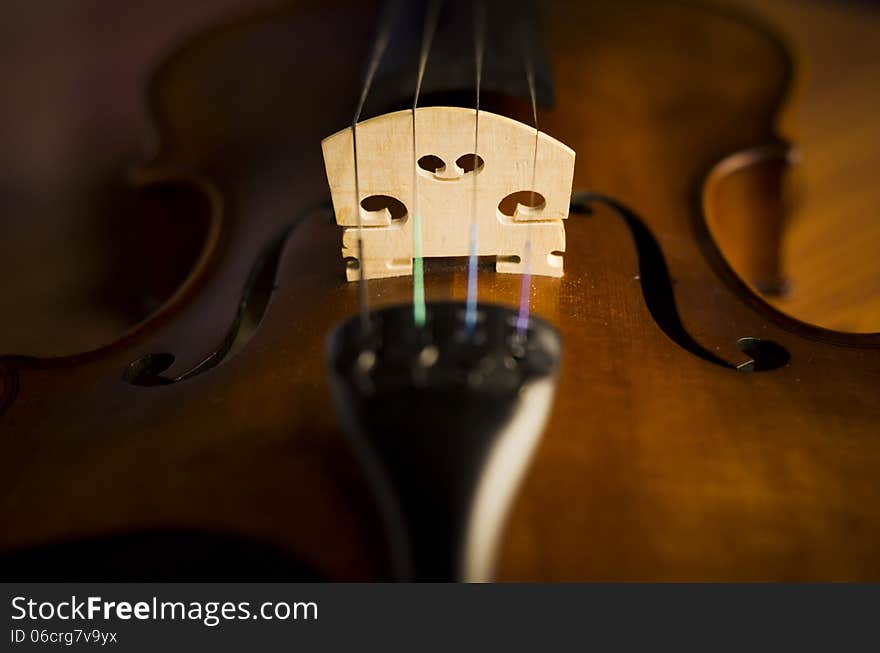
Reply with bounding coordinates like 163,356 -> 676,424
410,0 -> 443,328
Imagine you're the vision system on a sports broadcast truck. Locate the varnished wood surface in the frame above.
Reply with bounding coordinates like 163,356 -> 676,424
1,0 -> 879,581
2,0 -> 877,358
722,0 -> 880,332
0,0 -> 251,357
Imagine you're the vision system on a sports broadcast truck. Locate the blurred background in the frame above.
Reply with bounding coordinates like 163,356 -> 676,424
1,0 -> 878,358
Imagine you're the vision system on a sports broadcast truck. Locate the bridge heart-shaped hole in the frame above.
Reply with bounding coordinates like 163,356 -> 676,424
418,154 -> 484,180
456,153 -> 485,174
360,195 -> 407,223
498,191 -> 547,218
417,155 -> 446,175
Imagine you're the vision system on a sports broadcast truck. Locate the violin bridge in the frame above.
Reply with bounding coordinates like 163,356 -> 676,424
321,106 -> 575,281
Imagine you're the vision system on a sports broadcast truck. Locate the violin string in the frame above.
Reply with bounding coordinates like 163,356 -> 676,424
465,0 -> 487,337
410,0 -> 443,328
350,0 -> 399,335
516,29 -> 540,339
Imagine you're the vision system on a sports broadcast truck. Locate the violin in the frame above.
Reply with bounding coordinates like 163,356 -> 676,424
1,0 -> 878,581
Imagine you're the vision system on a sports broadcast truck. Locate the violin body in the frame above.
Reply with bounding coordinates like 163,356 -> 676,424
1,0 -> 878,581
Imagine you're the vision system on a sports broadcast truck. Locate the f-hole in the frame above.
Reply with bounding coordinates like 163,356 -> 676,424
124,353 -> 175,386
571,191 -> 733,369
736,337 -> 790,372
571,191 -> 794,373
122,202 -> 330,386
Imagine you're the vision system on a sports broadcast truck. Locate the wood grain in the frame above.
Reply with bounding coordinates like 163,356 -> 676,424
1,0 -> 878,582
720,0 -> 880,332
322,107 -> 574,279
